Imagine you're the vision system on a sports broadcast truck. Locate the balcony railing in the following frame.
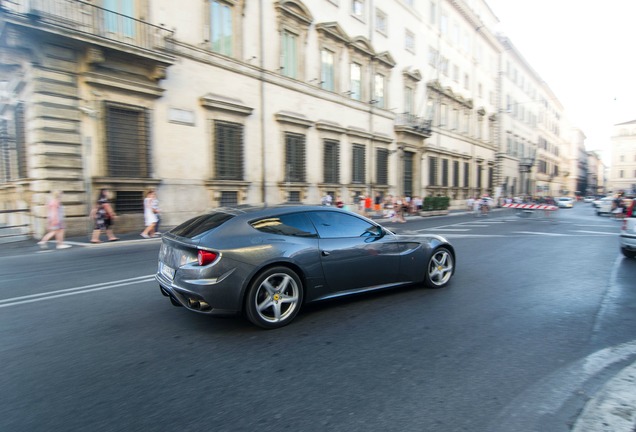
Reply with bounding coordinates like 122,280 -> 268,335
0,0 -> 173,55
395,113 -> 432,134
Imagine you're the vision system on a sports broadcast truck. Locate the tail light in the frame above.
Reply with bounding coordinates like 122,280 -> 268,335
197,250 -> 218,266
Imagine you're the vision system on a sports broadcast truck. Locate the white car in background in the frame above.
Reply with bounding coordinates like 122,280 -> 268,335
596,197 -> 614,216
556,197 -> 574,208
620,203 -> 636,258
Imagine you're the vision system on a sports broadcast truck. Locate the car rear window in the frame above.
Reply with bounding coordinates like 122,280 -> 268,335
171,212 -> 235,239
250,213 -> 317,237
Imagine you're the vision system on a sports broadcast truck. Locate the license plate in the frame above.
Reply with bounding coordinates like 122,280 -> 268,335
160,262 -> 175,280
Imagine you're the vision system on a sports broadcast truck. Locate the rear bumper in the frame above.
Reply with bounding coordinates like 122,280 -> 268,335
155,273 -> 239,316
619,232 -> 636,250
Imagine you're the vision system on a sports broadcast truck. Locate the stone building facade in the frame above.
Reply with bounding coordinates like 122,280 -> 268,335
0,0 -> 575,238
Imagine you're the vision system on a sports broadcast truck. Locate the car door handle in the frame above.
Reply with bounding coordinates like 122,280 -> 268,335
322,250 -> 330,256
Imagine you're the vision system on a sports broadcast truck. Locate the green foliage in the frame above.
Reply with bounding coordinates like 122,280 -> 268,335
422,196 -> 450,211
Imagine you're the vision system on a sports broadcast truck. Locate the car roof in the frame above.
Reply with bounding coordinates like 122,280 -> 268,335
208,204 -> 354,219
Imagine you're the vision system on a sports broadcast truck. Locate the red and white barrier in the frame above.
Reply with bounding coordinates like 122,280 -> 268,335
502,203 -> 558,211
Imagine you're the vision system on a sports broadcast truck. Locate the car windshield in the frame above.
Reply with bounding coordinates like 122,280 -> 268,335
171,212 -> 234,239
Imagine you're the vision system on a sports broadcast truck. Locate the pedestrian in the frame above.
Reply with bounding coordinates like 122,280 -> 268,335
467,196 -> 474,213
141,189 -> 159,238
38,190 -> 71,249
152,191 -> 161,235
335,196 -> 344,208
90,188 -> 119,243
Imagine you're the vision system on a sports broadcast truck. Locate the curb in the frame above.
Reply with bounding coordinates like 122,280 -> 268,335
572,360 -> 636,432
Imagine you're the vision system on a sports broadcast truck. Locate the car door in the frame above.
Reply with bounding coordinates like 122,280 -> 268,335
308,211 -> 401,293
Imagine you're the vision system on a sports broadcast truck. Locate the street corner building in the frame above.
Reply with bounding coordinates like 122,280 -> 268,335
0,0 -> 601,240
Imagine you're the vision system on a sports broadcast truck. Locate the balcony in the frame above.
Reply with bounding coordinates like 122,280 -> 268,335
0,0 -> 174,61
394,113 -> 432,136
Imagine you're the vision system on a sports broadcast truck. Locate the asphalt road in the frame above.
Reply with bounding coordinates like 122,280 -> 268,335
1,204 -> 635,432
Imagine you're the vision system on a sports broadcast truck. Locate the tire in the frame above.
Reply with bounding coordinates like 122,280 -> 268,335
245,266 -> 303,329
621,248 -> 636,259
425,247 -> 454,288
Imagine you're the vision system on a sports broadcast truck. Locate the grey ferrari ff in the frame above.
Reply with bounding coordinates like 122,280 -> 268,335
156,205 -> 455,329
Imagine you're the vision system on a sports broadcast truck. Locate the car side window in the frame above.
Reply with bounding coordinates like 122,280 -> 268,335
250,213 -> 318,237
308,211 -> 379,238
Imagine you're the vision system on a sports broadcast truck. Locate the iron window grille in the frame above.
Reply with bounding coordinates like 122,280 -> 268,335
215,121 -> 244,180
323,139 -> 340,184
220,191 -> 238,206
15,102 -> 27,179
464,162 -> 470,187
442,158 -> 449,187
403,151 -> 413,197
105,102 -> 151,178
376,148 -> 388,185
453,161 -> 459,187
285,132 -> 306,182
429,156 -> 438,186
114,190 -> 144,214
352,144 -> 366,184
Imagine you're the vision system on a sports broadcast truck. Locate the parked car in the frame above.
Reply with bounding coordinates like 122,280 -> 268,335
583,196 -> 595,203
620,201 -> 636,258
156,205 -> 456,328
556,197 -> 574,208
595,197 -> 615,216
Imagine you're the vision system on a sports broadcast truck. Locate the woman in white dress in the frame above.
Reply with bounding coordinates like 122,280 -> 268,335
140,190 -> 159,238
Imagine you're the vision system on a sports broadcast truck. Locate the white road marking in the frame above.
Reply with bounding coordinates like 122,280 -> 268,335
0,275 -> 155,308
513,231 -> 568,236
574,230 -> 618,236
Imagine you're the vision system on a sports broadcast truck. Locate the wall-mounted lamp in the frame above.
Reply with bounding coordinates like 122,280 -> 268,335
369,99 -> 378,104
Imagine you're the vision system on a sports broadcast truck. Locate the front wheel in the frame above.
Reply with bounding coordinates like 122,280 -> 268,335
245,266 -> 303,329
621,248 -> 636,259
425,247 -> 454,288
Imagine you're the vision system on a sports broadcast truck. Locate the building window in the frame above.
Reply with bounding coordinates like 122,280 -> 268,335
350,62 -> 362,100
282,30 -> 298,79
352,0 -> 365,19
477,164 -> 482,188
105,102 -> 150,178
376,148 -> 388,185
440,103 -> 447,126
321,49 -> 335,91
404,151 -> 413,197
429,156 -> 438,186
442,158 -> 449,186
375,8 -> 387,35
285,132 -> 306,182
430,1 -> 436,25
14,102 -> 27,179
374,74 -> 385,108
453,160 -> 459,187
352,144 -> 366,183
104,0 -> 135,37
404,86 -> 414,114
220,191 -> 238,206
323,139 -> 340,183
214,121 -> 243,180
428,46 -> 438,67
114,190 -> 143,214
439,56 -> 449,76
464,162 -> 469,187
405,29 -> 415,52
210,0 -> 233,56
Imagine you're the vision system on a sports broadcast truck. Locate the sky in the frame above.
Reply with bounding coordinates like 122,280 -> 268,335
486,0 -> 636,162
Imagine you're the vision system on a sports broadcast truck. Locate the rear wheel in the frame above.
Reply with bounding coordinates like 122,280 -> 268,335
245,267 -> 303,329
621,248 -> 636,259
425,247 -> 454,288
